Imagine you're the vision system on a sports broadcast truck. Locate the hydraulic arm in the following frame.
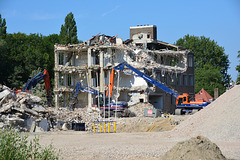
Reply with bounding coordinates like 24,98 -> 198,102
22,69 -> 52,106
114,62 -> 179,98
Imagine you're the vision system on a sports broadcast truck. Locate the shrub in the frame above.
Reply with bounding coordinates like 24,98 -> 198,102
0,128 -> 60,160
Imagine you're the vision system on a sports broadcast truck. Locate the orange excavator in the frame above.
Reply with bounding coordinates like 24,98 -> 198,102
13,69 -> 52,106
113,62 -> 209,115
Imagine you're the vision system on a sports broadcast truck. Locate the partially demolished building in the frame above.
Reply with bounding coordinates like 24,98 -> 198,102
54,25 -> 194,113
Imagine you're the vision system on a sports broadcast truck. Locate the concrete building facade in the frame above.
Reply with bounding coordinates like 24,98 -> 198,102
54,25 -> 194,113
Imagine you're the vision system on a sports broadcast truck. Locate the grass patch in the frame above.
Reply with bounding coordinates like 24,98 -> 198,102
0,128 -> 60,160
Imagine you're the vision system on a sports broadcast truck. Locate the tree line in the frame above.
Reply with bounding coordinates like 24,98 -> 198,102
0,12 -> 239,97
0,12 -> 78,90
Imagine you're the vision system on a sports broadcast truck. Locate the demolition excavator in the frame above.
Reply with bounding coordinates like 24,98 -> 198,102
113,62 -> 208,115
70,62 -> 208,116
13,69 -> 52,106
69,81 -> 130,117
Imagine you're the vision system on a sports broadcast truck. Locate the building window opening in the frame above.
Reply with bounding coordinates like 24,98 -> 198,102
67,74 -> 72,87
188,55 -> 194,67
183,75 -> 188,86
59,52 -> 65,65
59,73 -> 65,86
189,75 -> 194,86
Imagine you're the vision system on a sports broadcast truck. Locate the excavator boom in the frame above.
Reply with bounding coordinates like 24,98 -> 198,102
22,69 -> 52,106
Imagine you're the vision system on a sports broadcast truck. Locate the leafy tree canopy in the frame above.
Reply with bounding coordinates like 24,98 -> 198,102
60,12 -> 78,44
2,33 -> 59,88
236,50 -> 240,84
0,14 -> 7,39
195,64 -> 225,97
175,34 -> 230,96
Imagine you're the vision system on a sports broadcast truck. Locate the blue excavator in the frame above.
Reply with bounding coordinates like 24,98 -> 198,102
70,62 -> 208,115
114,62 -> 208,115
69,82 -> 129,117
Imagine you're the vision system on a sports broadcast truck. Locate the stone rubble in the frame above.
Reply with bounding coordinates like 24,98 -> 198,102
0,83 -> 185,133
0,84 -> 49,132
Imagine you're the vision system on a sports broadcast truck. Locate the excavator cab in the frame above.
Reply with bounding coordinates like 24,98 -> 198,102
176,93 -> 190,105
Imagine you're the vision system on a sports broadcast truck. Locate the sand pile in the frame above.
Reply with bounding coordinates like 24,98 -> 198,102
161,136 -> 226,160
172,85 -> 240,141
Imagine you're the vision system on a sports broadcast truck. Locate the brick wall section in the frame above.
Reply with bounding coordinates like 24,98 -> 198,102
130,25 -> 157,40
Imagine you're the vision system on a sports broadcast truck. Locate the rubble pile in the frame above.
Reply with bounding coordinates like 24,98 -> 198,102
128,102 -> 154,117
52,107 -> 101,131
0,84 -> 49,132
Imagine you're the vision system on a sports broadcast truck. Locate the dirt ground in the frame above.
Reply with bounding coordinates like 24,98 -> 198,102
28,115 -> 240,160
29,86 -> 240,160
29,130 -> 240,160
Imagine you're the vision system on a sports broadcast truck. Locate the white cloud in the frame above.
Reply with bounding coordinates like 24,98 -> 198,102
102,5 -> 120,17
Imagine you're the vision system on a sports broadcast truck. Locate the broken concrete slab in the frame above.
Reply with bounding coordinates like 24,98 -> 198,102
39,119 -> 49,131
35,126 -> 44,132
12,107 -> 25,113
24,108 -> 38,116
62,122 -> 71,131
27,95 -> 42,104
0,89 -> 11,100
32,104 -> 46,113
0,103 -> 13,113
30,120 -> 36,132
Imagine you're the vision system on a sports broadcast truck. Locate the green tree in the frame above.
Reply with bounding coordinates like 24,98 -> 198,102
60,12 -> 78,44
236,50 -> 240,84
175,35 -> 230,96
195,64 -> 225,96
0,39 -> 8,84
0,14 -> 7,39
4,33 -> 58,89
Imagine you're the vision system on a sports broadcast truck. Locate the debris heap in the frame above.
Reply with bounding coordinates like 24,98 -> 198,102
0,84 -> 48,131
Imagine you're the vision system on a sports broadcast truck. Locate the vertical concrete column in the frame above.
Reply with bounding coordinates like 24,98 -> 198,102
87,47 -> 92,108
55,94 -> 59,110
55,72 -> 59,89
88,69 -> 92,108
54,47 -> 59,68
99,50 -> 104,92
54,47 -> 60,109
88,48 -> 92,67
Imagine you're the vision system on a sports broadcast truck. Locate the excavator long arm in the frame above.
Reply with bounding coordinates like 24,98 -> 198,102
22,69 -> 52,106
114,62 -> 179,98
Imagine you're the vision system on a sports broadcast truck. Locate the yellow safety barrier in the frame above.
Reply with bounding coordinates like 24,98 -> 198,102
164,113 -> 171,120
93,121 -> 116,133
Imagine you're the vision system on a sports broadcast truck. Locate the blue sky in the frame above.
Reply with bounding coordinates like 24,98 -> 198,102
1,0 -> 240,81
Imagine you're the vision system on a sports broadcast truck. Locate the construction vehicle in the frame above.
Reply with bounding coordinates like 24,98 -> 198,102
14,69 -> 52,106
69,82 -> 131,117
69,82 -> 103,109
113,62 -> 208,115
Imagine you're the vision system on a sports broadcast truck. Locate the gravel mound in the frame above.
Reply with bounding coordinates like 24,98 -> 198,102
161,136 -> 226,160
172,85 -> 240,141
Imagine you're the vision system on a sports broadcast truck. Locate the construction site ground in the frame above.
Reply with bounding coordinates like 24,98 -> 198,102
28,85 -> 240,160
30,128 -> 239,160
